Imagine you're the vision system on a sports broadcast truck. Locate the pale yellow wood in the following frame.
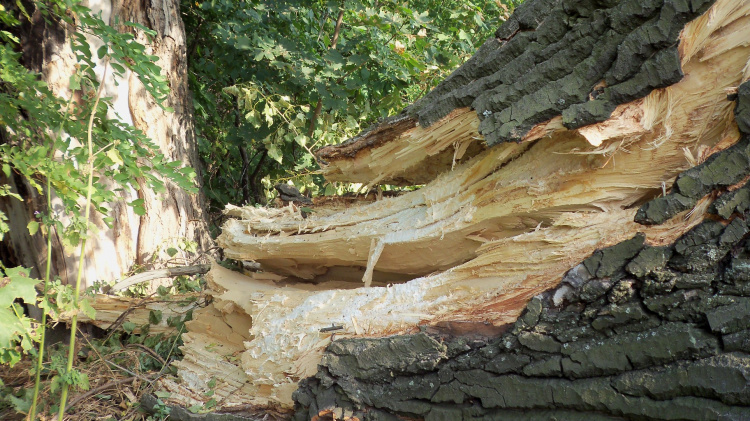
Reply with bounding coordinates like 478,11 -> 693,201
362,238 -> 385,287
317,108 -> 484,185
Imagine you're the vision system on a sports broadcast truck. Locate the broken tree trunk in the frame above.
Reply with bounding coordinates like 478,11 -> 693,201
158,0 -> 750,417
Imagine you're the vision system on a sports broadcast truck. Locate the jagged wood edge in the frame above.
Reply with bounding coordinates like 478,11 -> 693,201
291,79 -> 750,421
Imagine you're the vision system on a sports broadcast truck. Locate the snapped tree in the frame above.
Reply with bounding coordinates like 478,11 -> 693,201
151,0 -> 750,419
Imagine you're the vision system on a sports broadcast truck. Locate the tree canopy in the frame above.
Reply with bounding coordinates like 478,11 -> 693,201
183,0 -> 520,226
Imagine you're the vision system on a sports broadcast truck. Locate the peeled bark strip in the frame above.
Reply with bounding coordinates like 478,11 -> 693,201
110,264 -> 211,292
165,0 -> 750,415
315,109 -> 485,186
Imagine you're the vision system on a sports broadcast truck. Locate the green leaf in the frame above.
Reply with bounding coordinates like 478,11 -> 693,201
263,104 -> 275,125
106,149 -> 123,166
0,267 -> 38,307
5,387 -> 32,412
234,36 -> 252,50
97,45 -> 108,59
154,390 -> 171,399
0,309 -> 29,362
129,199 -> 146,216
50,375 -> 61,394
110,62 -> 126,74
180,240 -> 198,253
27,220 -> 39,236
68,73 -> 81,91
0,31 -> 20,44
266,144 -> 283,164
79,298 -> 96,320
166,247 -> 179,257
122,321 -> 136,333
148,309 -> 163,325
294,134 -> 308,146
75,371 -> 90,391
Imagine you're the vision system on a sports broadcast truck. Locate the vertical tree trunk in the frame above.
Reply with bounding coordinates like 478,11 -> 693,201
0,0 -> 212,287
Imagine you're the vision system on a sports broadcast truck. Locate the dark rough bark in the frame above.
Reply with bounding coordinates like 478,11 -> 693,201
291,81 -> 750,420
406,0 -> 716,146
636,81 -> 750,225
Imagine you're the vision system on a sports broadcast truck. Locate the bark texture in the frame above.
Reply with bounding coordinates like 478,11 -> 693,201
292,81 -> 750,421
408,0 -> 715,144
0,0 -> 212,286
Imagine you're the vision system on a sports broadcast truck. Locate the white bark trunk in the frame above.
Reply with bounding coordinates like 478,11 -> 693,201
2,0 -> 212,287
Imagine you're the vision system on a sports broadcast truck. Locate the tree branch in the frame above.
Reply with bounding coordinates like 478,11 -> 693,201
307,5 -> 345,139
110,264 -> 211,292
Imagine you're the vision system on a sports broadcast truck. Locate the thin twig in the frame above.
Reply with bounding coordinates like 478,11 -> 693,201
307,4 -> 345,141
110,264 -> 211,292
104,359 -> 155,383
65,374 -> 156,410
126,343 -> 167,367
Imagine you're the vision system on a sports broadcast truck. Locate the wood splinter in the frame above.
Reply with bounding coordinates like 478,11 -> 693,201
319,324 -> 344,333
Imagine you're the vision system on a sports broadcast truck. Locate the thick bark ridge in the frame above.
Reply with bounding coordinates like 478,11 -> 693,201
292,81 -> 750,420
408,0 -> 716,146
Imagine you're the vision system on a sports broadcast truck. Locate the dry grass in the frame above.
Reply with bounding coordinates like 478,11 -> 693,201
0,327 -> 170,421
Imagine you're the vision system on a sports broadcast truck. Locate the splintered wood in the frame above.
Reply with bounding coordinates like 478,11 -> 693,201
167,0 -> 750,410
315,108 -> 485,186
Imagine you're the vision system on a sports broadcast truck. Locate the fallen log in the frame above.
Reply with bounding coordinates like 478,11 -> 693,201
73,293 -> 202,335
159,0 -> 750,417
109,264 -> 211,292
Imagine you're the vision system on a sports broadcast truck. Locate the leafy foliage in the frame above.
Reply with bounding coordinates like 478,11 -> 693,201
0,0 -> 206,417
184,0 -> 520,224
0,266 -> 39,366
0,1 -> 196,246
